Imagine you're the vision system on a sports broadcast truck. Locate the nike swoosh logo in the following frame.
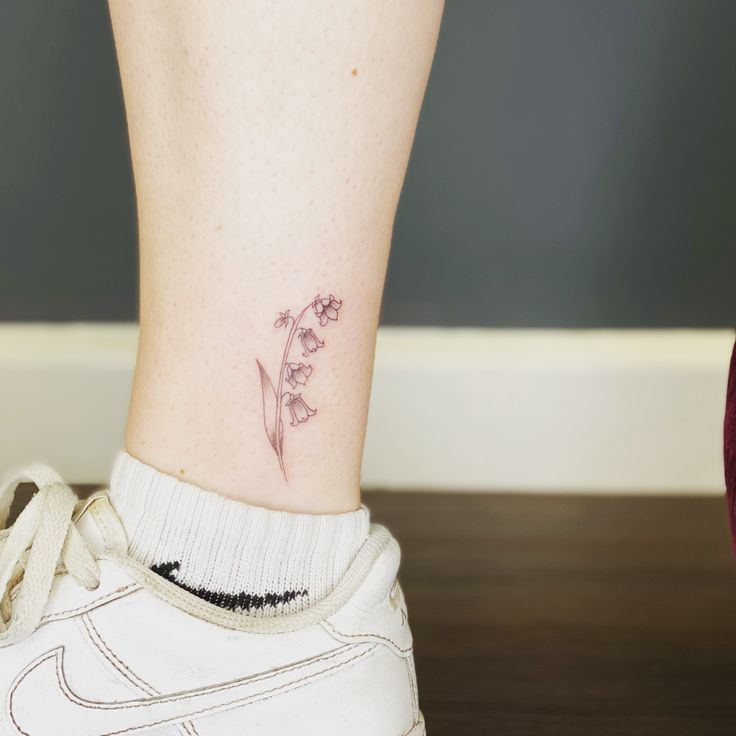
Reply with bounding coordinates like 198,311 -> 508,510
8,643 -> 376,736
149,561 -> 309,612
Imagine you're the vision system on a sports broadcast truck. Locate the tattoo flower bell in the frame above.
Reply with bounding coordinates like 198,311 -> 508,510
284,392 -> 316,426
285,362 -> 312,389
313,295 -> 342,326
299,328 -> 324,357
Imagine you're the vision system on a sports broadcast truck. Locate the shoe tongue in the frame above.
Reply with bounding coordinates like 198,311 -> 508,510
74,492 -> 128,556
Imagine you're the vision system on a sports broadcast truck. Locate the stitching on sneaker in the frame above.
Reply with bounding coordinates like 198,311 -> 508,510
9,644 -> 377,734
321,620 -> 413,654
39,584 -> 139,624
80,615 -> 199,736
80,614 -> 158,695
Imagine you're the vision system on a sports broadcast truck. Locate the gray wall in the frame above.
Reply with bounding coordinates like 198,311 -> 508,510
2,1 -> 736,327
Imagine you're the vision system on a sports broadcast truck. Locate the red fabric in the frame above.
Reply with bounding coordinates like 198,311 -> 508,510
724,339 -> 736,551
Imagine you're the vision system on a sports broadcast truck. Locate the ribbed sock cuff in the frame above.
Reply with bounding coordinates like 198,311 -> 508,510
109,452 -> 370,616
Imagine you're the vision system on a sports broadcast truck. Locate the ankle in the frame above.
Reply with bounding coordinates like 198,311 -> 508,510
109,453 -> 370,617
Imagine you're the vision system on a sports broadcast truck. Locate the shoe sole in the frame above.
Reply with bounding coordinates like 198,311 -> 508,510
405,713 -> 426,735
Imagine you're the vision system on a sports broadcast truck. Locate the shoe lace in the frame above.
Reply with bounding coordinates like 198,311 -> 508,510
0,465 -> 99,645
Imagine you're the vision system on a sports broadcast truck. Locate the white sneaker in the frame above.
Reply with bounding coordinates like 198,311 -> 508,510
0,466 -> 425,736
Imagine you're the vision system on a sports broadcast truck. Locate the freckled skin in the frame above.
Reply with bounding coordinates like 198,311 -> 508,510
109,0 -> 444,513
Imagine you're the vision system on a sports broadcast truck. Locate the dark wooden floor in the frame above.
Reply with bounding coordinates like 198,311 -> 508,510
364,491 -> 736,736
15,488 -> 736,734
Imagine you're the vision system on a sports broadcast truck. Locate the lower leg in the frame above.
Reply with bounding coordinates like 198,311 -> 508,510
0,6 -> 440,727
109,0 -> 444,514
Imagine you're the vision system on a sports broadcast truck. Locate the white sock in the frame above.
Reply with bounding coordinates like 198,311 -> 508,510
109,453 -> 370,617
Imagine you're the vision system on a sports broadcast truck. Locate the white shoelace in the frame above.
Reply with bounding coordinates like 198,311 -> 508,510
0,465 -> 99,646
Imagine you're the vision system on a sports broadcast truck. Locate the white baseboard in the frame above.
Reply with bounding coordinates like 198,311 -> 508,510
0,324 -> 731,494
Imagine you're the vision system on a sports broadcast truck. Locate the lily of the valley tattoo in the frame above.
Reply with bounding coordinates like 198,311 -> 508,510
257,294 -> 342,480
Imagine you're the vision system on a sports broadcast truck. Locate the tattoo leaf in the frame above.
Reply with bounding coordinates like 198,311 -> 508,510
256,359 -> 280,453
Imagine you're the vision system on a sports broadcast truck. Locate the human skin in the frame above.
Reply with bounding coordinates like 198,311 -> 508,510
109,0 -> 444,513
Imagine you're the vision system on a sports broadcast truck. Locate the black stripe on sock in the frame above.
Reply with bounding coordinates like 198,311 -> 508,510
150,561 -> 309,612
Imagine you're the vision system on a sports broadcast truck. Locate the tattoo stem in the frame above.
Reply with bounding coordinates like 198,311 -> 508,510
273,302 -> 311,479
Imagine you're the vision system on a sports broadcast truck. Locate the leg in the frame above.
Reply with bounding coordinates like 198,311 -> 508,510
1,6 -> 441,731
109,0 -> 444,513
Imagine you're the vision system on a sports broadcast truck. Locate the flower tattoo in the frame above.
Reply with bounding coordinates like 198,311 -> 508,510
256,294 -> 343,480
313,295 -> 342,326
285,362 -> 312,389
298,328 -> 324,357
274,310 -> 291,329
284,392 -> 317,426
